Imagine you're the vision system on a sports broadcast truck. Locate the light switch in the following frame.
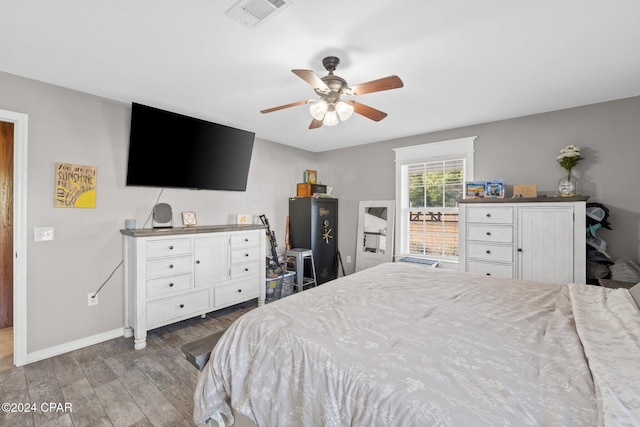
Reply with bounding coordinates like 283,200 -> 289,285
34,227 -> 54,241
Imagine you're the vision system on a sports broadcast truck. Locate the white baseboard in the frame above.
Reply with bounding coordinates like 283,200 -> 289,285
26,328 -> 125,364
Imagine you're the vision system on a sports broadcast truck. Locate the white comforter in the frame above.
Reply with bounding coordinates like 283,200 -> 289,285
194,262 -> 640,426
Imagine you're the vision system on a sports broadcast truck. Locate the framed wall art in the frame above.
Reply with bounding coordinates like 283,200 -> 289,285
54,162 -> 97,208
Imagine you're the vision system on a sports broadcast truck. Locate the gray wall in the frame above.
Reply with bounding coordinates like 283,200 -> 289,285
2,68 -> 639,357
320,96 -> 640,275
1,71 -> 315,354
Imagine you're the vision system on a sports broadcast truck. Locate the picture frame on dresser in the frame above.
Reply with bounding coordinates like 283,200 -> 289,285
465,181 -> 487,199
182,211 -> 197,226
484,180 -> 505,198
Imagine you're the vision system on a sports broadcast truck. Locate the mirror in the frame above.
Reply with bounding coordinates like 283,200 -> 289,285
355,200 -> 395,272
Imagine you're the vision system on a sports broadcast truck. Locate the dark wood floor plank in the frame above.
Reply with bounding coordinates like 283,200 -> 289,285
60,377 -> 109,427
120,368 -> 191,427
93,378 -> 146,427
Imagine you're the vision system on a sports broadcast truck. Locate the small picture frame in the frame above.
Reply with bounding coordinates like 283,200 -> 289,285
513,184 -> 538,198
485,180 -> 505,198
465,181 -> 487,199
181,211 -> 197,227
236,214 -> 251,225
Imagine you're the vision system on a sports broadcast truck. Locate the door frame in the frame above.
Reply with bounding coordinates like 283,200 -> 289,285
1,109 -> 28,367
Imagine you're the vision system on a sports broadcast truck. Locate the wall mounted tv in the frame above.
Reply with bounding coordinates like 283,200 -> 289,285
126,103 -> 255,191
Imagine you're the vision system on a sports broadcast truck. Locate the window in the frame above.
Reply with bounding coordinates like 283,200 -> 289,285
394,137 -> 475,261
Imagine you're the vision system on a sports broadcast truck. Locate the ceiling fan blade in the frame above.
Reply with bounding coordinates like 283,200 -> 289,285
260,99 -> 312,114
347,75 -> 404,96
352,101 -> 388,122
292,69 -> 330,91
309,118 -> 323,129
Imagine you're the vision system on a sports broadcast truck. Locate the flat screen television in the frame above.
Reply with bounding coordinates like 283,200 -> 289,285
126,103 -> 255,191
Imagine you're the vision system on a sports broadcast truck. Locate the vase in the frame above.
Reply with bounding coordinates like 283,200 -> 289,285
557,169 -> 579,197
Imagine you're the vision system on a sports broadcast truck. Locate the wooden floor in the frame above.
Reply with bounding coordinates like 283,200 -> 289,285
0,326 -> 13,372
0,300 -> 256,427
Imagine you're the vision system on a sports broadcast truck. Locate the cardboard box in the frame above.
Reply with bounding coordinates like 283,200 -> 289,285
296,183 -> 327,197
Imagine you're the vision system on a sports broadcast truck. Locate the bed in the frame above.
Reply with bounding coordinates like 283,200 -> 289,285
193,261 -> 640,426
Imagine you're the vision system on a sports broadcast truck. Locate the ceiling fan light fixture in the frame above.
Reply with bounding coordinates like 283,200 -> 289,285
323,110 -> 339,126
262,56 -> 403,129
309,100 -> 328,120
335,100 -> 354,121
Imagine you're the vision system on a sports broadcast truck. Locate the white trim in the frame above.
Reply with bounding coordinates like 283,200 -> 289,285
0,108 -> 28,367
393,136 -> 476,263
26,328 -> 125,364
393,136 -> 476,164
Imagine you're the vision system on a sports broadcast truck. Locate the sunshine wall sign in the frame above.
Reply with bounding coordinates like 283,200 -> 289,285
54,162 -> 97,208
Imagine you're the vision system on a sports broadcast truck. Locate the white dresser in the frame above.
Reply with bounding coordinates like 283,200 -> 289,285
121,224 -> 266,349
458,197 -> 587,285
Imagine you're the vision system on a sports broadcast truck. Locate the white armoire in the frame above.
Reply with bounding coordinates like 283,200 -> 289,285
458,197 -> 588,284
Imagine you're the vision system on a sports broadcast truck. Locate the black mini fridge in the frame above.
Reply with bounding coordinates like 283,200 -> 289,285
288,197 -> 338,284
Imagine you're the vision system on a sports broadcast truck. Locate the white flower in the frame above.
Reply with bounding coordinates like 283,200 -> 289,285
557,145 -> 584,171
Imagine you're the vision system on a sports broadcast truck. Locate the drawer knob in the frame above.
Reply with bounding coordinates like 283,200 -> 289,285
245,253 -> 249,257
486,213 -> 491,217
244,268 -> 249,272
169,283 -> 174,287
486,232 -> 491,236
179,304 -> 184,308
486,250 -> 491,254
196,260 -> 200,264
517,248 -> 523,252
237,289 -> 242,293
169,264 -> 174,269
244,238 -> 249,242
169,245 -> 174,250
486,273 -> 491,276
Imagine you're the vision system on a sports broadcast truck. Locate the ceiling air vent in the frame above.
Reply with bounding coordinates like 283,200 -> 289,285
226,0 -> 293,29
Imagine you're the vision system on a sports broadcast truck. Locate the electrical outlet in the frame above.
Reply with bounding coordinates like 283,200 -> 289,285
346,255 -> 352,263
88,293 -> 98,306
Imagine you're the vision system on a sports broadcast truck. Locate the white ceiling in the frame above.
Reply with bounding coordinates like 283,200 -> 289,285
1,1 -> 639,152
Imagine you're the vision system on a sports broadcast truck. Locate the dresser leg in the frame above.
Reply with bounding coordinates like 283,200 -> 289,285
134,331 -> 147,350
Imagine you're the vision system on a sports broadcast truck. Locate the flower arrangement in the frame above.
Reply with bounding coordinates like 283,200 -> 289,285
557,145 -> 584,172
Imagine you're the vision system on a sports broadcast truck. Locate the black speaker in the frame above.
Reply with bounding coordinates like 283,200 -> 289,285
152,203 -> 173,228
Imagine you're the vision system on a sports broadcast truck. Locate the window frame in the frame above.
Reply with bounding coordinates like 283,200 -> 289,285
393,136 -> 476,264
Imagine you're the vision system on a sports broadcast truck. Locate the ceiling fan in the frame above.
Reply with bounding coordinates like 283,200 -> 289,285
260,56 -> 404,129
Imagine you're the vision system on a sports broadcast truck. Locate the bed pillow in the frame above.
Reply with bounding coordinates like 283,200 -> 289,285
629,283 -> 640,310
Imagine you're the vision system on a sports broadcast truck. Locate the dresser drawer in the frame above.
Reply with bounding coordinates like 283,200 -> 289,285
147,288 -> 211,328
467,225 -> 513,243
146,274 -> 192,299
230,261 -> 261,280
467,261 -> 514,279
230,232 -> 260,248
230,247 -> 261,264
146,238 -> 193,258
467,206 -> 513,224
147,255 -> 193,279
215,279 -> 259,307
467,242 -> 513,262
